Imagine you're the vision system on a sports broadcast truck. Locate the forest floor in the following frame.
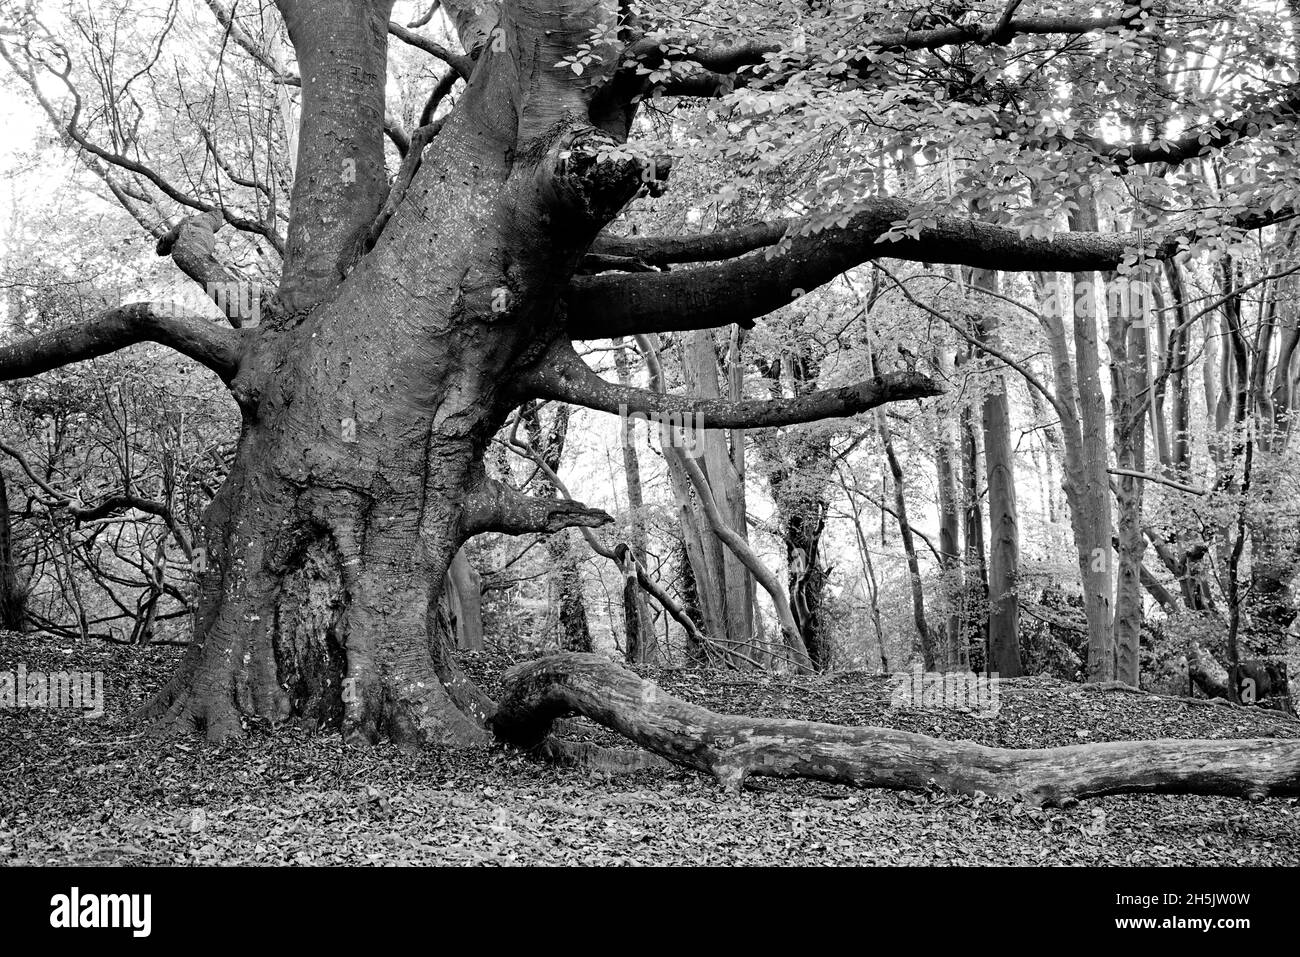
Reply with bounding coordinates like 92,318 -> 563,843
1,632 -> 1298,866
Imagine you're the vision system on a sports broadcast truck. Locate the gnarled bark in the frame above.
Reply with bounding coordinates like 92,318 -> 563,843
139,0 -> 653,746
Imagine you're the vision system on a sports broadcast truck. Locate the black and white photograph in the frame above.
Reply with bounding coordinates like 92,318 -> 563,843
0,0 -> 1295,936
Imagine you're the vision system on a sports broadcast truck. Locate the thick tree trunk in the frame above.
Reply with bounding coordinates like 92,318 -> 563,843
141,0 -> 645,745
140,364 -> 501,746
277,0 -> 395,312
493,653 -> 1300,804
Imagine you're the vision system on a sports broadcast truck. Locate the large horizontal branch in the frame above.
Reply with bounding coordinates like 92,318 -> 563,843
521,341 -> 942,428
73,493 -> 174,524
1108,467 -> 1208,496
876,13 -> 1133,52
577,199 -> 1296,339
492,653 -> 1300,803
460,478 -> 612,537
599,8 -> 1134,121
567,198 -> 1157,338
0,303 -> 242,383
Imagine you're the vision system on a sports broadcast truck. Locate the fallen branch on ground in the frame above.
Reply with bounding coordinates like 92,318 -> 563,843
491,653 -> 1300,806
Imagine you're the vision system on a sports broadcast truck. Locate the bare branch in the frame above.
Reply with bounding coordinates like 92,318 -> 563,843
520,341 -> 941,429
203,0 -> 296,82
873,264 -> 1065,419
408,1 -> 442,29
0,303 -> 242,382
384,116 -> 412,157
0,34 -> 283,249
387,20 -> 474,77
1108,468 -> 1207,496
0,445 -> 194,559
419,68 -> 461,126
197,126 -> 276,197
367,116 -> 448,250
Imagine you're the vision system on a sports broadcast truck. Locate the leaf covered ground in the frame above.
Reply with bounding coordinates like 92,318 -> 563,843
1,633 -> 1298,866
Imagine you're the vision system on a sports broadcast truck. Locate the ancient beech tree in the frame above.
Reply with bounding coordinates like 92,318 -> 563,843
2,0 -> 1299,801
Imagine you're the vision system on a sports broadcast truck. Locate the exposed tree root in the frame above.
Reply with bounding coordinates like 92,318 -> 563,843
491,653 -> 1300,806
